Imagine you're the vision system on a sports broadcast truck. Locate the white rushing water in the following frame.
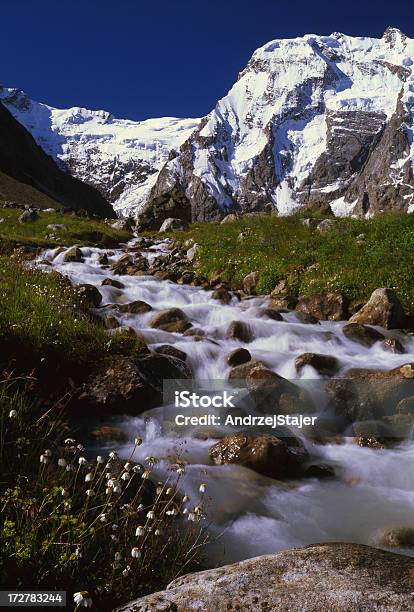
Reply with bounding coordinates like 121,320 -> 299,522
36,239 -> 414,563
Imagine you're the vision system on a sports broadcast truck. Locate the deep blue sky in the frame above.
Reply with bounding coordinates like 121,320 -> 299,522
1,0 -> 413,120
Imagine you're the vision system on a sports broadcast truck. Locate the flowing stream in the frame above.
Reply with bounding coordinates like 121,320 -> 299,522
36,239 -> 414,564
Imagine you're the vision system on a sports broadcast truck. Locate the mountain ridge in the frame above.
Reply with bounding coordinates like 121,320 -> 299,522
2,27 -> 414,225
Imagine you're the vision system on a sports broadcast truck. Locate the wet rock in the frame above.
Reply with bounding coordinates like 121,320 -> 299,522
98,253 -> 109,266
212,285 -> 232,304
295,311 -> 320,325
396,395 -> 414,414
159,218 -> 185,232
296,292 -> 348,321
149,307 -> 191,333
107,325 -> 137,338
77,353 -> 191,416
209,433 -> 308,479
90,426 -> 128,443
243,271 -> 259,295
226,348 -> 251,367
103,315 -> 120,329
375,527 -> 414,549
183,327 -> 205,337
117,300 -> 152,314
178,272 -> 194,284
76,284 -> 102,308
101,277 -> 125,289
260,308 -> 284,321
295,353 -> 339,375
246,366 -> 300,412
316,218 -> 336,233
381,337 -> 405,354
115,543 -> 414,612
77,356 -> 157,415
382,413 -> 414,437
349,288 -> 406,329
303,464 -> 335,479
154,345 -> 188,362
19,209 -> 38,223
226,320 -> 252,343
342,323 -> 385,347
228,360 -> 265,382
63,246 -> 83,263
269,294 -> 298,309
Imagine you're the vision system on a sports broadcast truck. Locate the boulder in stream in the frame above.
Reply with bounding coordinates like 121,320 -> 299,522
76,284 -> 102,308
226,320 -> 252,343
295,353 -> 339,375
226,348 -> 251,367
296,292 -> 349,321
63,246 -> 83,263
349,288 -> 406,329
209,432 -> 308,479
342,323 -> 385,347
149,307 -> 191,333
117,300 -> 152,314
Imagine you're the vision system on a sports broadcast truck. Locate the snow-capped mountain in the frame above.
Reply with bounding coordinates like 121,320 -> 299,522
137,27 -> 414,228
2,27 -> 414,226
0,86 -> 199,217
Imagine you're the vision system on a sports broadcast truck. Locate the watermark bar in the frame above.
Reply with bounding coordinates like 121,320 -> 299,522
0,592 -> 66,607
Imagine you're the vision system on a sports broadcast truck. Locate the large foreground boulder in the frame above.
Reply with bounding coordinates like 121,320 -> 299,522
349,288 -> 406,329
116,543 -> 414,611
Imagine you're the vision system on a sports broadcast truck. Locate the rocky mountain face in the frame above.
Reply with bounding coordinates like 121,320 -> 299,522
2,28 -> 414,226
0,101 -> 114,216
137,27 -> 414,228
0,86 -> 199,218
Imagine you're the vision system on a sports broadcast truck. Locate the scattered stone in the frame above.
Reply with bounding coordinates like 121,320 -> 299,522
396,396 -> 414,414
246,366 -> 299,412
375,527 -> 414,549
349,288 -> 406,329
109,218 -> 133,231
19,209 -> 38,223
90,426 -> 128,443
316,218 -> 336,233
212,285 -> 232,304
300,217 -> 320,229
149,307 -> 191,333
63,246 -> 83,263
342,323 -> 385,347
220,213 -> 239,224
226,320 -> 252,343
260,307 -> 284,321
295,353 -> 339,375
226,348 -> 251,367
159,218 -> 185,232
295,312 -> 320,324
98,253 -> 109,266
270,278 -> 289,296
104,315 -> 120,329
356,233 -> 366,245
296,292 -> 349,321
117,300 -> 152,314
76,284 -> 102,308
382,337 -> 405,353
209,433 -> 308,479
154,345 -> 188,362
116,543 -> 414,612
47,223 -> 66,231
186,243 -> 199,261
269,294 -> 298,309
243,271 -> 259,295
303,464 -> 335,479
101,278 -> 125,289
228,360 -> 265,382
